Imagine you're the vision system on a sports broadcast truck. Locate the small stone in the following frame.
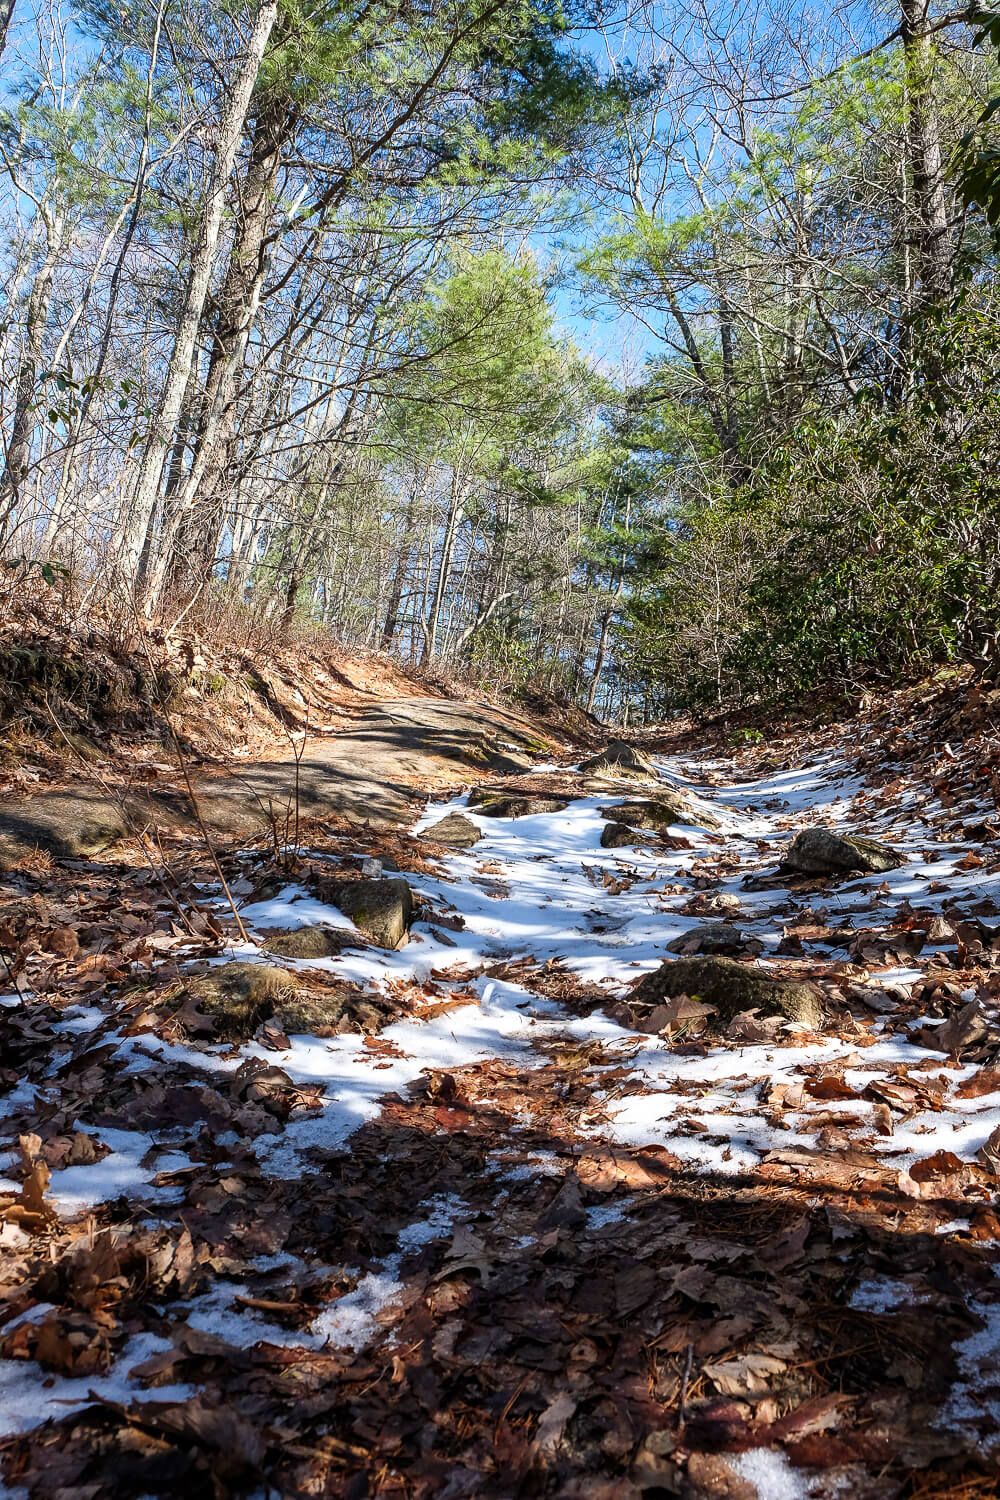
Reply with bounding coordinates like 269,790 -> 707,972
685,891 -> 743,917
420,812 -> 483,848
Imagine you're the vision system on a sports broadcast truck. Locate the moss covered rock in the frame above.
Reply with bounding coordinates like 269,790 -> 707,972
468,790 -> 568,818
601,821 -> 640,849
667,923 -> 760,957
275,991 -> 385,1036
186,962 -> 304,1039
781,828 -> 904,876
262,926 -> 350,960
580,741 -> 657,779
419,812 -> 483,848
183,960 -> 384,1038
631,955 -> 823,1028
336,876 -> 413,948
603,793 -> 721,832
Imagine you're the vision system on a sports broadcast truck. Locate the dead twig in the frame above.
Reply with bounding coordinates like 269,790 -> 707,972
677,1341 -> 694,1429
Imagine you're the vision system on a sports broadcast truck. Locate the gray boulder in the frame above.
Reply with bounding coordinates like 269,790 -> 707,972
781,828 -> 904,876
630,955 -> 823,1028
420,812 -> 483,848
603,793 -> 722,832
337,876 -> 413,948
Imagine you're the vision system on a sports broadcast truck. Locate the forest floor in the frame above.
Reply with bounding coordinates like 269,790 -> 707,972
2,672 -> 1000,1497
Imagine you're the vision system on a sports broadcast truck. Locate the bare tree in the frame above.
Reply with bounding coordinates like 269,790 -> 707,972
128,0 -> 279,595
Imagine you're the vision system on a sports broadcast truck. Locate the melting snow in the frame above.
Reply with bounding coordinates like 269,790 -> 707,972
939,1298 -> 1000,1444
727,1447 -> 812,1498
46,1127 -> 191,1214
0,1333 -> 194,1437
181,1192 -> 468,1355
63,746 -> 1000,1185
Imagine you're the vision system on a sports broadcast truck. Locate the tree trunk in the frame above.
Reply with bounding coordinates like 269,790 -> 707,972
0,206 -> 67,540
381,487 -> 418,648
422,471 -> 463,664
900,0 -> 950,310
154,95 -> 295,606
661,283 -> 742,482
586,606 -> 615,716
129,0 -> 279,598
0,0 -> 17,62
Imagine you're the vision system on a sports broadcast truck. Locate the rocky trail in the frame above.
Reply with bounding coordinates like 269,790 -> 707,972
0,695 -> 550,865
3,711 -> 1000,1498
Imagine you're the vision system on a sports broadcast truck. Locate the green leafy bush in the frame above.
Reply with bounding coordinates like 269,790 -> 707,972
624,339 -> 1000,711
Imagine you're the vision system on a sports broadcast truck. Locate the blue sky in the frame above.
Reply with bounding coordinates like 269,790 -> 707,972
0,0 -> 657,374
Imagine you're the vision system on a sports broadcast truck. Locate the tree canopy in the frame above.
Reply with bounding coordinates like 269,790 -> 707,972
1,0 -> 999,714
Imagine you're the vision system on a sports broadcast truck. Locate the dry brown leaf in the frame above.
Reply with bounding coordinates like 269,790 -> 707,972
703,1351 -> 788,1398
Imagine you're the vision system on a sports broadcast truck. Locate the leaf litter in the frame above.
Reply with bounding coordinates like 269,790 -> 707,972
2,710 -> 1000,1495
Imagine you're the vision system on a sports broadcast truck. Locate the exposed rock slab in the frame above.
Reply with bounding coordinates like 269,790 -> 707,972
0,788 -> 198,868
0,793 -> 129,866
0,697 -> 557,863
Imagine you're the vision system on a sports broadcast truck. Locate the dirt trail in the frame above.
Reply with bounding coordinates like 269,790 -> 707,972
191,695 -> 547,834
0,695 -> 550,865
3,722 -> 1000,1496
